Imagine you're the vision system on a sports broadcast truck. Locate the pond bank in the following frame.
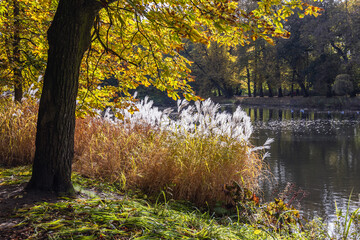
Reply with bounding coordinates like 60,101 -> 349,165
213,96 -> 360,110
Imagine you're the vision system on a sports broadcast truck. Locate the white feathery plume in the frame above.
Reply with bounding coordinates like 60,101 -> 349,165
98,95 -> 272,159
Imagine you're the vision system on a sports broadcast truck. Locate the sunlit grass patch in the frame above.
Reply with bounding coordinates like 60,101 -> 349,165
16,196 -> 273,240
0,166 -> 32,185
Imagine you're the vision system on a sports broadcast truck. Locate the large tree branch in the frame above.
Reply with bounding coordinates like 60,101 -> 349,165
330,41 -> 348,63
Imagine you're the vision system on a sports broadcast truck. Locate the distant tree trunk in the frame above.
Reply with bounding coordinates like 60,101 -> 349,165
350,90 -> 356,98
275,58 -> 282,97
246,67 -> 251,97
13,0 -> 23,102
253,82 -> 257,97
253,42 -> 259,98
27,0 -> 103,195
259,82 -> 264,97
267,81 -> 273,97
326,82 -> 333,98
235,86 -> 242,96
291,69 -> 295,97
294,69 -> 309,97
298,82 -> 309,97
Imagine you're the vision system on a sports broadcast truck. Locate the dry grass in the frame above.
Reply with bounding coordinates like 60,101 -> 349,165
0,98 -> 37,166
1,98 -> 264,206
73,119 -> 263,205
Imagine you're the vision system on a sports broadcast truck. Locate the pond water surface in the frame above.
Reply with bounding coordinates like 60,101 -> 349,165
226,105 -> 360,222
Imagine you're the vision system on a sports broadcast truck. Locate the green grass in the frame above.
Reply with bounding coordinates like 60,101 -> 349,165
0,165 -> 32,185
18,198 -> 270,239
1,167 -> 271,239
0,166 -> 331,240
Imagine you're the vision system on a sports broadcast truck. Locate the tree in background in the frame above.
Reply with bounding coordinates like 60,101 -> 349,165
0,0 -> 54,102
218,0 -> 359,98
186,41 -> 239,98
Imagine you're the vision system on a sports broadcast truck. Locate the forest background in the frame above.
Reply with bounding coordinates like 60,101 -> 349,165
138,0 -> 360,104
1,0 -> 359,107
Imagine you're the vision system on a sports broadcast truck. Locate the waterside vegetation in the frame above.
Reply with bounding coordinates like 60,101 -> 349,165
1,97 -> 359,239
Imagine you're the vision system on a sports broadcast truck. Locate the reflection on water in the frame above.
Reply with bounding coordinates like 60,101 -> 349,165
232,106 -> 360,221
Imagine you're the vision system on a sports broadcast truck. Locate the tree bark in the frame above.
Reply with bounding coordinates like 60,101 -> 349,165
27,0 -> 102,195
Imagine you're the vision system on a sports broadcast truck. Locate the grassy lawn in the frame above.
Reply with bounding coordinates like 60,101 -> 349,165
0,167 -> 284,240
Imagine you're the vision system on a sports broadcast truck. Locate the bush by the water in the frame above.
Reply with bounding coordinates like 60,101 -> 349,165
332,74 -> 353,96
0,96 -> 270,206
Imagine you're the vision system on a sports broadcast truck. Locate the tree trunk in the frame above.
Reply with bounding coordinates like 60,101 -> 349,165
275,58 -> 282,97
27,0 -> 102,195
246,67 -> 251,97
326,82 -> 333,98
259,82 -> 264,97
298,82 -> 309,97
13,0 -> 23,102
253,82 -> 257,97
267,81 -> 273,97
291,70 -> 295,97
253,42 -> 258,98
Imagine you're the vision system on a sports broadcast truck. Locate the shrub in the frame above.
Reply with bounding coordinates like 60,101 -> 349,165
332,74 -> 353,96
1,96 -> 270,206
74,98 -> 269,205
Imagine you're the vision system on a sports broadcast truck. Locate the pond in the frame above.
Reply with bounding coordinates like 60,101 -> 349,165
225,105 -> 360,222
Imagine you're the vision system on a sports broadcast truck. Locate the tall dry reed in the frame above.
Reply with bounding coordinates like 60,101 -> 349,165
74,98 -> 267,205
1,97 -> 268,206
0,98 -> 37,166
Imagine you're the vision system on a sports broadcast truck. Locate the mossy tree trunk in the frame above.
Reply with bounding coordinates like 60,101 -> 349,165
27,0 -> 104,195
